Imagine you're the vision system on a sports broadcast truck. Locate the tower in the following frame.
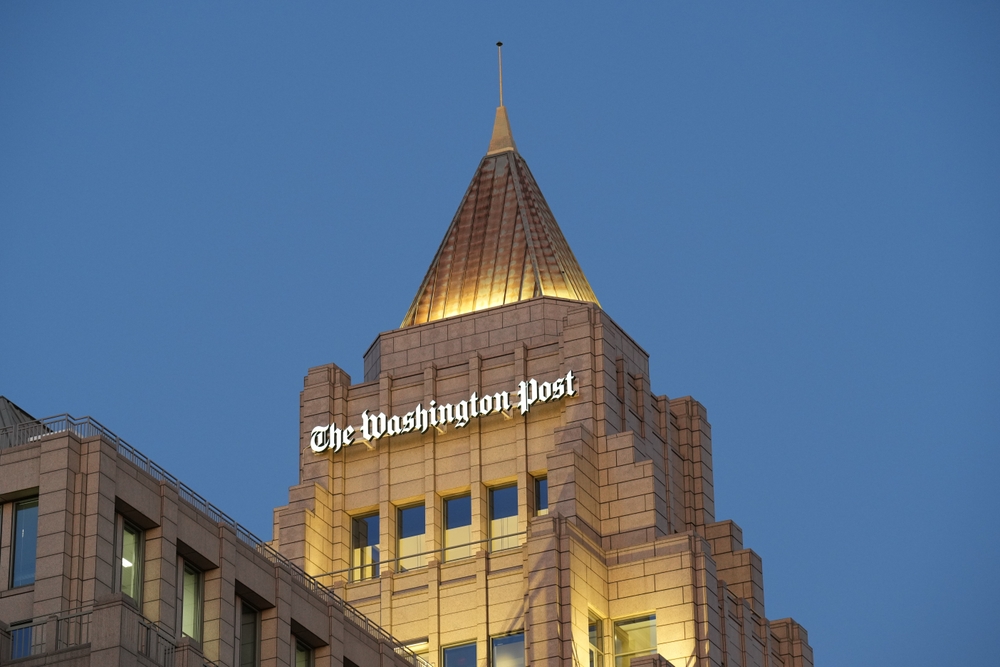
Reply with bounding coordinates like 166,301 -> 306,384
272,95 -> 813,667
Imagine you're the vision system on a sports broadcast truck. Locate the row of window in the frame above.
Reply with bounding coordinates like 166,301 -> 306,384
352,478 -> 548,580
428,615 -> 656,667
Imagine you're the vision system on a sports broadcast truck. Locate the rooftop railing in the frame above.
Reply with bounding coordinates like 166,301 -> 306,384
0,415 -> 430,667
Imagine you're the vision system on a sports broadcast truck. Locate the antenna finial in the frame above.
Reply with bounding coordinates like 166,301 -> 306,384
496,42 -> 504,107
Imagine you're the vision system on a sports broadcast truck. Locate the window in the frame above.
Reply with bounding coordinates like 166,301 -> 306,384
11,498 -> 38,587
294,638 -> 312,667
613,615 -> 656,667
442,642 -> 476,667
119,520 -> 143,602
535,476 -> 549,516
489,485 -> 518,552
397,505 -> 426,571
351,513 -> 380,581
492,633 -> 525,667
589,616 -> 605,667
238,602 -> 259,667
181,563 -> 203,641
444,495 -> 472,561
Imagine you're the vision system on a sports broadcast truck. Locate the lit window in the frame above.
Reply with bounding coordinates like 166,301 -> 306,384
444,495 -> 472,561
492,633 -> 525,667
535,477 -> 548,516
589,616 -> 605,667
11,498 -> 38,587
181,563 -> 203,641
294,638 -> 312,667
398,505 -> 426,571
489,485 -> 518,552
352,513 -> 380,581
239,602 -> 259,667
119,520 -> 143,602
443,642 -> 476,667
613,615 -> 656,667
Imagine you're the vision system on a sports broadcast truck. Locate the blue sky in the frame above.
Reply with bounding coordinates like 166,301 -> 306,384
2,3 -> 997,665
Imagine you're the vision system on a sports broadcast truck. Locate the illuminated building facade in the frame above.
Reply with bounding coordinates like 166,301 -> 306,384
272,104 -> 815,667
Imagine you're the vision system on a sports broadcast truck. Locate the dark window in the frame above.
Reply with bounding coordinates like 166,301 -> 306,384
489,485 -> 518,552
443,642 -> 476,667
294,638 -> 312,667
535,477 -> 548,516
239,602 -> 259,667
444,495 -> 472,561
12,498 -> 38,587
398,505 -> 426,570
352,513 -> 380,581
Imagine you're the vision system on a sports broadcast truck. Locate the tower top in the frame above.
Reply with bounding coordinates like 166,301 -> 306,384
487,42 -> 517,155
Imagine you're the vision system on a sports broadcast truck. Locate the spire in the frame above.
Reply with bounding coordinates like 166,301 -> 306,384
487,42 -> 517,155
400,48 -> 599,328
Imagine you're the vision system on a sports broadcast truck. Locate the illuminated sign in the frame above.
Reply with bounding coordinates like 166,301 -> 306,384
310,370 -> 578,454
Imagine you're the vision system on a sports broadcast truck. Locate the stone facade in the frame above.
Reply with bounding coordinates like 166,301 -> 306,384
273,297 -> 814,667
0,419 -> 424,667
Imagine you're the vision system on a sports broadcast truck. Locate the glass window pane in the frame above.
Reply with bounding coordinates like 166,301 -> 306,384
120,522 -> 142,601
613,615 -> 656,667
294,639 -> 311,667
443,642 -> 476,667
444,495 -> 472,561
240,603 -> 258,667
12,498 -> 38,587
492,633 -> 525,667
352,514 -> 380,581
182,564 -> 202,640
536,477 -> 548,516
490,485 -> 518,552
398,505 -> 426,571
589,617 -> 604,667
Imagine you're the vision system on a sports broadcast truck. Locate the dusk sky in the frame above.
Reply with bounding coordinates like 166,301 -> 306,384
2,3 -> 997,665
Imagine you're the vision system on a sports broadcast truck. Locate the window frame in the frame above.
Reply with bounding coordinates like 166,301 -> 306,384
491,631 -> 526,667
535,476 -> 549,516
351,512 -> 380,582
10,497 -> 39,588
442,640 -> 477,667
293,637 -> 313,667
443,494 -> 472,562
237,599 -> 260,667
397,504 -> 426,571
489,484 -> 519,552
116,517 -> 144,604
612,614 -> 657,667
180,561 -> 203,642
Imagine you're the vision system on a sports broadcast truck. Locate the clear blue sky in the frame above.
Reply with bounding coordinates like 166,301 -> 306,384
2,3 -> 997,665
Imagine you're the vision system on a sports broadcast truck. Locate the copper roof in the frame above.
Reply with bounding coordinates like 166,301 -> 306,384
401,107 -> 599,327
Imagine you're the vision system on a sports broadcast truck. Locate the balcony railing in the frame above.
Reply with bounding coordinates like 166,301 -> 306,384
1,608 -> 92,662
0,414 -> 430,667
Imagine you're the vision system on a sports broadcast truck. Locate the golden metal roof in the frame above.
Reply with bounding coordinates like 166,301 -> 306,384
401,107 -> 599,328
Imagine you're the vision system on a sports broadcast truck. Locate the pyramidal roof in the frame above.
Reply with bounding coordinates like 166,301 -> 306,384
401,106 -> 599,327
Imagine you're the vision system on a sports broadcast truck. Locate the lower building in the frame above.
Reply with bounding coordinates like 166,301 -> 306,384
0,404 -> 426,667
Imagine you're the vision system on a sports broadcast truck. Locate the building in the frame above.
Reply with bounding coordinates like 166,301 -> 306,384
0,100 -> 814,667
270,103 -> 814,667
0,400 -> 426,667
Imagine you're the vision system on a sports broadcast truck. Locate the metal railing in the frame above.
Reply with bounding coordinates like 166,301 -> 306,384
1,608 -> 92,662
317,532 -> 529,583
55,609 -> 91,651
7,618 -> 45,660
0,415 -> 430,667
